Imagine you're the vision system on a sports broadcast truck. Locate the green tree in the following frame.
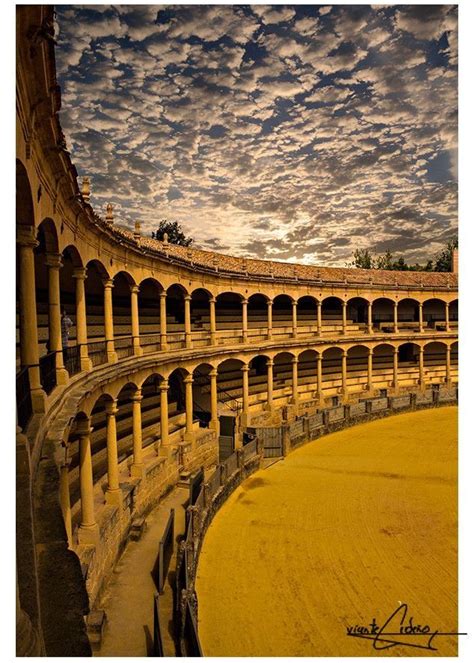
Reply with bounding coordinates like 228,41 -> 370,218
375,250 -> 393,270
434,239 -> 458,272
350,248 -> 374,269
151,220 -> 193,246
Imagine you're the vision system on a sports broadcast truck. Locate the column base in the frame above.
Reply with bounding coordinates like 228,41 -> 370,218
105,488 -> 122,507
80,356 -> 93,372
107,351 -> 118,363
56,367 -> 69,386
133,346 -> 144,357
31,388 -> 46,414
130,463 -> 145,479
184,431 -> 195,443
185,338 -> 193,349
77,522 -> 100,545
242,335 -> 248,344
210,334 -> 216,346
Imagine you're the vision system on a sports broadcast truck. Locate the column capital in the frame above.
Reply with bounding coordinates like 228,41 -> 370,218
184,374 -> 193,384
342,300 -> 347,307
241,298 -> 248,305
241,364 -> 250,373
317,299 -> 322,306
72,267 -> 87,281
292,356 -> 298,364
16,225 -> 38,248
160,378 -> 169,391
267,299 -> 273,306
266,358 -> 274,367
45,252 -> 63,269
159,290 -> 167,299
291,298 -> 297,306
342,349 -> 348,357
209,368 -> 218,378
76,421 -> 92,437
368,347 -> 374,355
184,294 -> 192,302
131,388 -> 143,402
209,296 -> 216,304
102,278 -> 114,290
419,346 -> 424,354
130,284 -> 140,295
105,399 -> 119,416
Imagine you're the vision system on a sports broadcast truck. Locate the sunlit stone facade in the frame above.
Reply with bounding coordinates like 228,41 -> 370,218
16,7 -> 458,656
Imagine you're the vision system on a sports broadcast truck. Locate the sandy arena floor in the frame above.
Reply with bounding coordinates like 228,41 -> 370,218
196,407 -> 458,657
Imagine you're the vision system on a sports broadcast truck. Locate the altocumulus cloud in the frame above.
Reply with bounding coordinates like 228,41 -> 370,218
55,4 -> 457,266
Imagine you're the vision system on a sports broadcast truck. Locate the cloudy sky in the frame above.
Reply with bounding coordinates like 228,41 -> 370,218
55,4 -> 458,266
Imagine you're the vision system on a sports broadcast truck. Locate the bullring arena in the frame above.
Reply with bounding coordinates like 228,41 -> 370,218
16,7 -> 458,657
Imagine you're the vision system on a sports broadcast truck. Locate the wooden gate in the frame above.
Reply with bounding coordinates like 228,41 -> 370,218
254,426 -> 283,458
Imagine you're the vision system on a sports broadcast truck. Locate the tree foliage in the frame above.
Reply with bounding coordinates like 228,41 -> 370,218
151,220 -> 193,246
349,239 -> 457,272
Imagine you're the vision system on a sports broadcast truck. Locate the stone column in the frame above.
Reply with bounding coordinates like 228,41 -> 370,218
394,301 -> 399,334
160,379 -> 169,445
78,422 -> 99,544
292,299 -> 298,338
342,301 -> 347,335
242,298 -> 248,343
267,299 -> 273,340
367,301 -> 373,334
367,348 -> 373,391
317,353 -> 323,400
17,226 -> 45,412
266,358 -> 274,410
445,346 -> 451,385
341,350 -> 347,396
291,356 -> 298,402
209,368 -> 219,430
418,346 -> 425,386
160,291 -> 168,350
184,294 -> 192,348
105,399 -> 121,505
317,300 -> 322,336
184,374 -> 194,436
131,389 -> 144,478
209,297 -> 216,345
130,285 -> 142,356
59,461 -> 72,547
72,268 -> 92,371
45,253 -> 68,385
418,302 -> 424,333
445,302 -> 451,332
393,347 -> 399,390
102,278 -> 117,362
241,364 -> 249,425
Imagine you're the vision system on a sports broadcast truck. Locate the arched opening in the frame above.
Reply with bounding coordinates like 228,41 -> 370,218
85,260 -> 109,365
297,296 -> 317,331
191,289 -> 211,341
347,297 -> 369,330
248,294 -> 268,337
422,299 -> 447,329
273,295 -> 293,331
65,411 -> 91,534
424,341 -> 448,384
347,345 -> 369,392
140,373 -> 169,448
321,297 -> 343,334
217,358 -> 245,458
321,347 -> 343,402
398,298 -> 420,328
215,292 -> 242,336
138,278 -> 163,353
449,300 -> 458,323
372,297 -> 395,332
166,284 -> 187,340
297,349 -> 318,394
373,344 -> 395,389
274,351 -> 295,393
60,246 -> 82,375
192,363 -> 213,427
112,271 -> 135,358
398,342 -> 421,386
450,342 -> 458,373
248,354 -> 271,407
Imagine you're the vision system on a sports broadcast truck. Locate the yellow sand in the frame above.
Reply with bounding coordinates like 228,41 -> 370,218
196,407 -> 458,657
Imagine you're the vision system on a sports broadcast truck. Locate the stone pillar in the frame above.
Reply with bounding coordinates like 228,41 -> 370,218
131,389 -> 144,478
367,301 -> 373,334
209,297 -> 216,345
418,302 -> 424,333
267,299 -> 273,340
242,298 -> 248,343
45,253 -> 68,385
342,301 -> 347,335
160,379 -> 169,445
446,345 -> 451,385
445,302 -> 451,332
317,353 -> 323,400
418,346 -> 425,387
241,364 -> 249,425
130,285 -> 142,356
160,291 -> 168,350
72,268 -> 92,371
59,461 -> 72,547
184,374 -> 194,436
105,399 -> 121,505
184,294 -> 192,348
341,350 -> 347,396
17,226 -> 45,412
291,356 -> 298,402
394,301 -> 399,334
102,278 -> 117,362
292,299 -> 298,338
367,348 -> 373,391
317,300 -> 322,336
78,422 -> 99,544
266,358 -> 274,410
393,347 -> 399,390
209,368 -> 218,430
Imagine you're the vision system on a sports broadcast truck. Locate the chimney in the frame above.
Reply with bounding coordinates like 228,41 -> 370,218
163,232 -> 169,245
105,203 -> 114,225
81,176 -> 90,203
134,220 -> 141,241
452,248 -> 458,274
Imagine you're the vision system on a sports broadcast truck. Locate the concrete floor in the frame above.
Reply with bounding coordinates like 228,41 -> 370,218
96,487 -> 189,657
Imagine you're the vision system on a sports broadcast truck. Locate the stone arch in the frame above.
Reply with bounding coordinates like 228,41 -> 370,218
297,296 -> 317,328
398,341 -> 421,364
297,349 -> 318,387
191,288 -> 212,333
346,296 -> 369,326
34,219 -> 61,358
273,294 -> 293,329
112,271 -> 135,343
16,159 -> 35,228
372,297 -> 396,329
321,296 -> 343,330
166,283 -> 188,332
138,277 -> 163,349
167,367 -> 189,414
422,298 -> 447,328
423,341 -> 448,380
85,259 -> 110,344
398,298 -> 421,324
449,299 -> 458,322
215,291 -> 243,331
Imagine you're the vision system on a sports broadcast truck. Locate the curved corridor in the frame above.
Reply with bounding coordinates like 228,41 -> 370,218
196,407 -> 458,657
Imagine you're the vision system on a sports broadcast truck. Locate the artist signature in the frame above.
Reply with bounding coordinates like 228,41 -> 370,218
346,603 -> 465,651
